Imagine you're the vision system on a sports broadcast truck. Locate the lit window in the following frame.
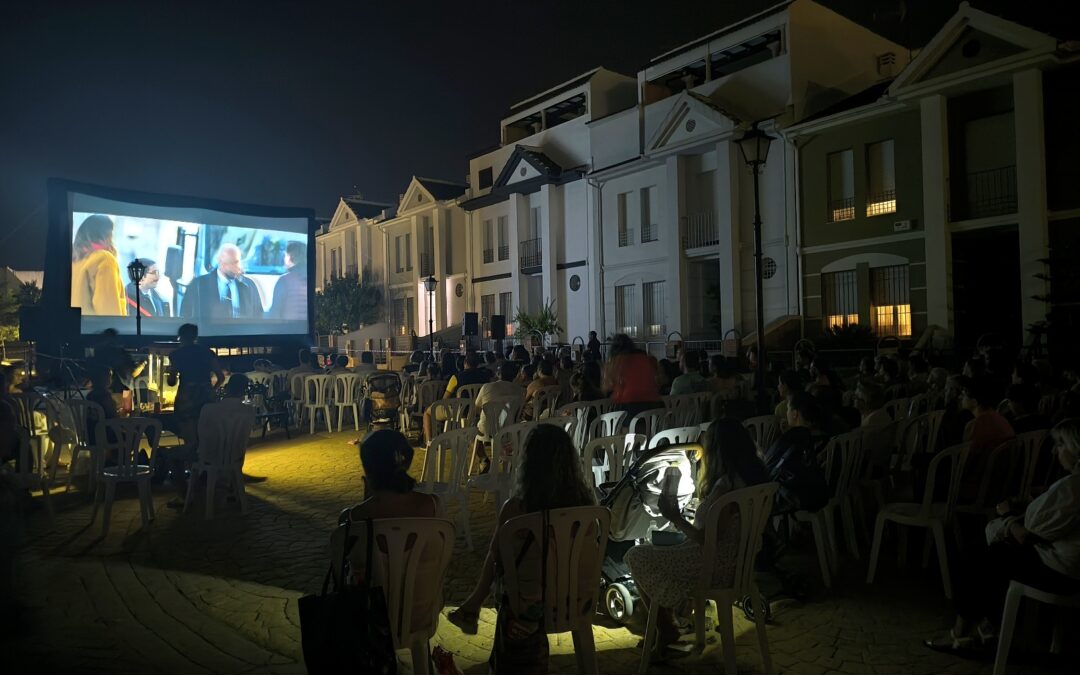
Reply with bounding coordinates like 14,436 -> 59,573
866,140 -> 897,217
615,284 -> 638,337
643,281 -> 665,336
871,265 -> 911,337
821,270 -> 858,330
826,313 -> 860,329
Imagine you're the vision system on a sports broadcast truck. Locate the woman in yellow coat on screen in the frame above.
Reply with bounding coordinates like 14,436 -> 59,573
71,214 -> 126,316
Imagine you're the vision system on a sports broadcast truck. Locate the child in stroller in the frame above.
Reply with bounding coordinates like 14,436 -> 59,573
361,372 -> 402,431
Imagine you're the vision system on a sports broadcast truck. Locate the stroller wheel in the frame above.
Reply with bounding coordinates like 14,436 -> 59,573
737,593 -> 773,624
604,583 -> 634,624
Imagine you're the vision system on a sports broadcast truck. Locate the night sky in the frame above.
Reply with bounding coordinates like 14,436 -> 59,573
0,1 -> 991,270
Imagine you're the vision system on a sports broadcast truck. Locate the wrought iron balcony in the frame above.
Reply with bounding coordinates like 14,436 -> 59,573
519,238 -> 542,271
641,223 -> 658,243
960,165 -> 1017,220
827,198 -> 855,223
498,244 -> 510,261
483,248 -> 494,264
618,228 -> 635,247
419,252 -> 434,277
681,212 -> 719,249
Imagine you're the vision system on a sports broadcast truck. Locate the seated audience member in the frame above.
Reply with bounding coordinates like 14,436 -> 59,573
418,362 -> 441,382
670,350 -> 707,396
353,351 -> 378,377
556,354 -> 574,394
510,345 -> 530,364
570,370 -> 603,403
603,334 -> 661,417
808,358 -> 845,418
514,362 -> 537,387
483,351 -> 500,374
656,359 -> 678,396
927,367 -> 949,394
522,359 -> 557,419
327,354 -> 351,373
764,392 -> 830,516
439,352 -> 458,380
1012,361 -> 1040,387
422,351 -> 491,445
856,381 -> 893,467
625,419 -> 768,653
908,355 -> 930,394
709,355 -> 742,401
940,374 -> 974,447
857,356 -> 876,382
766,391 -> 829,468
962,357 -> 986,379
774,370 -> 803,427
286,349 -> 317,380
926,418 -> 1080,653
402,350 -> 426,375
1005,383 -> 1051,434
447,425 -> 595,672
877,357 -> 907,401
0,371 -> 20,466
331,429 -> 442,588
163,373 -> 253,507
472,363 -> 525,472
86,365 -> 119,441
958,375 -> 1015,503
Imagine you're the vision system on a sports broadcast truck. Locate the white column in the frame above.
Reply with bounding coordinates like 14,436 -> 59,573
432,208 -> 446,330
510,193 -> 526,317
540,184 -> 560,309
920,95 -> 953,331
715,140 -> 741,335
1014,69 -> 1050,334
664,155 -> 685,335
464,209 -> 475,312
588,181 -> 604,338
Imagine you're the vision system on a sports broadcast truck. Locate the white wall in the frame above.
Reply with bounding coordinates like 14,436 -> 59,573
590,108 -> 640,172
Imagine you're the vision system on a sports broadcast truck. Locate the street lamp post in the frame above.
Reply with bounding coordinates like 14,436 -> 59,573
127,258 -> 147,337
424,275 -> 437,359
735,123 -> 775,410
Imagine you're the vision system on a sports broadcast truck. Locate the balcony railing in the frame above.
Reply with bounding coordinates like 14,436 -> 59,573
641,223 -> 658,243
961,165 -> 1017,220
498,244 -> 510,261
483,248 -> 494,264
828,197 -> 855,223
681,212 -> 719,249
519,238 -> 542,270
419,252 -> 434,277
618,228 -> 635,247
865,190 -> 897,217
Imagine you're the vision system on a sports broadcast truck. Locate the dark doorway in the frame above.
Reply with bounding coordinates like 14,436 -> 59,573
952,227 -> 1021,354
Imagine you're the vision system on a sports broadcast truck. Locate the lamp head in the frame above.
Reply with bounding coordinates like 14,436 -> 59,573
736,124 -> 775,167
127,258 -> 147,284
424,276 -> 437,293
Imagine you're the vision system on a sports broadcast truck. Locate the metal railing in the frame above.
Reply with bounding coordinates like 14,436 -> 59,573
419,252 -> 434,277
618,228 -> 635,247
865,190 -> 896,217
962,165 -> 1017,220
828,197 -> 855,223
519,238 -> 542,270
681,212 -> 718,249
641,223 -> 658,243
483,248 -> 494,264
498,244 -> 510,261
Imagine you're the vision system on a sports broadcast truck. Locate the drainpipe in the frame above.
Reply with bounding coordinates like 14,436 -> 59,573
587,175 -> 605,340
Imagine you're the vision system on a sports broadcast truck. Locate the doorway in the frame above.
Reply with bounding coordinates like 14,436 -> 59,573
951,227 -> 1021,352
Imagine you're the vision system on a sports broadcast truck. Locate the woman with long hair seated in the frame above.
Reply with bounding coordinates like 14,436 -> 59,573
446,424 -> 596,673
625,419 -> 770,655
926,417 -> 1080,653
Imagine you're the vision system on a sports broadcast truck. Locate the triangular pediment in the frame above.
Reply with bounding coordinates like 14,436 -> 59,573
890,4 -> 1056,94
493,145 -> 564,190
328,199 -> 354,231
646,92 -> 740,155
398,177 -> 435,215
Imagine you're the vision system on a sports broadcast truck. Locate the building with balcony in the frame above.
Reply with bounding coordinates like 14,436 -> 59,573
587,0 -> 908,347
316,197 -> 394,292
790,3 -> 1080,353
460,68 -> 637,343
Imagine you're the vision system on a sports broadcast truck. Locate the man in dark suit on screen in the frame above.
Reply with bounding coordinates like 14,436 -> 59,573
180,243 -> 263,321
125,258 -> 170,317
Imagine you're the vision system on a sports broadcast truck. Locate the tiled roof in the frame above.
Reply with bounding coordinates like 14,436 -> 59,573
799,79 -> 894,123
416,177 -> 467,202
342,198 -> 391,220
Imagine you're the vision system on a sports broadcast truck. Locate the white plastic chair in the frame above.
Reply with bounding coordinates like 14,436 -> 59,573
497,506 -> 611,675
647,426 -> 701,450
468,420 -> 533,510
289,373 -> 307,425
131,375 -> 155,410
993,581 -> 1080,675
333,372 -> 363,432
9,427 -> 54,520
866,442 -> 970,599
455,383 -> 484,400
184,402 -> 257,519
1016,429 -> 1050,499
582,434 -> 646,490
472,396 -> 524,473
89,417 -> 162,538
408,379 -> 448,434
627,408 -> 667,438
246,371 -> 273,389
419,427 -> 478,550
269,369 -> 290,397
588,410 -> 627,442
663,394 -> 702,427
743,415 -> 781,453
555,401 -> 598,451
883,397 -> 910,421
64,399 -> 105,495
301,374 -> 334,433
639,482 -> 779,675
530,384 -> 563,420
427,398 -> 473,437
347,517 -> 456,675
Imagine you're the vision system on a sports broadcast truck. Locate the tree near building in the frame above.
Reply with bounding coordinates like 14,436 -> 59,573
0,281 -> 41,342
513,299 -> 562,345
314,272 -> 384,335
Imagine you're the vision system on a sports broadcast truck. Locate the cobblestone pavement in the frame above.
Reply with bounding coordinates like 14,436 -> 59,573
2,428 -> 1068,674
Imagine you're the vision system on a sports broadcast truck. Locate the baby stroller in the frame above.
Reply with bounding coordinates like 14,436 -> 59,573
597,444 -> 698,624
361,372 -> 402,431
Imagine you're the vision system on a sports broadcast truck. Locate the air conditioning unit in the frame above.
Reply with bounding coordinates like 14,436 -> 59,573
893,219 -> 913,232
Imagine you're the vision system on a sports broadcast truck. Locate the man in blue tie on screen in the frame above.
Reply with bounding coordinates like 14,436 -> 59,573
180,243 -> 263,321
125,258 -> 169,317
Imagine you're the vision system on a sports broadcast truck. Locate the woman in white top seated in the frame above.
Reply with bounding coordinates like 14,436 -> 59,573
926,417 -> 1080,653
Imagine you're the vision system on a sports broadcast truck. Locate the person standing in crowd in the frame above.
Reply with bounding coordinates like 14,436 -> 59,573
181,243 -> 262,320
91,328 -> 145,393
125,258 -> 168,317
166,324 -> 224,457
71,214 -> 126,316
586,330 -> 602,361
269,241 -> 307,320
603,334 -> 660,418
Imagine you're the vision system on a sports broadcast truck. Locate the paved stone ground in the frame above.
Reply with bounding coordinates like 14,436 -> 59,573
2,428 -> 1069,674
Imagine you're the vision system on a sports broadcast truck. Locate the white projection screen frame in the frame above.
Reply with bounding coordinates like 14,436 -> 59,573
66,189 -> 314,339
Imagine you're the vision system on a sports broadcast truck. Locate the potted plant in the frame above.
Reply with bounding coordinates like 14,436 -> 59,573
513,299 -> 563,347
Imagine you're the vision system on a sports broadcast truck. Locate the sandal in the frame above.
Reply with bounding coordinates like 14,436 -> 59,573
447,608 -> 479,635
924,629 -> 982,655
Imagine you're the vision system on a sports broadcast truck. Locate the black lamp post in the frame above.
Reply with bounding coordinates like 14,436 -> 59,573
423,275 -> 437,359
127,258 -> 147,337
735,123 -> 775,409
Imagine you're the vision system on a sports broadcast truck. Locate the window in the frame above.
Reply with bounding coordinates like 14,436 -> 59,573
529,207 -> 541,241
827,150 -> 855,222
481,294 -> 495,335
497,216 -> 509,260
478,167 -> 493,189
405,233 -> 413,271
499,292 -> 513,335
405,297 -> 415,333
445,220 -> 453,275
395,236 -> 403,273
483,219 -> 494,263
617,192 -> 632,247
643,281 -> 665,336
821,270 -> 858,330
330,248 -> 338,279
866,140 -> 896,217
392,298 -> 407,335
640,186 -> 658,243
615,284 -> 638,337
871,265 -> 911,337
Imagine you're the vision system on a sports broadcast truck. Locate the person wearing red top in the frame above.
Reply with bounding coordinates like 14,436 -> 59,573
958,375 -> 1015,503
602,334 -> 660,418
